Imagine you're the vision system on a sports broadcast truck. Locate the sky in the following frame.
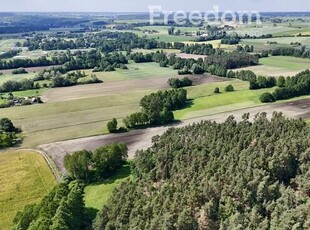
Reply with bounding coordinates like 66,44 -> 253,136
0,0 -> 309,12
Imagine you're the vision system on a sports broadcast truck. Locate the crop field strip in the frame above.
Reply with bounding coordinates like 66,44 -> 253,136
0,150 -> 57,230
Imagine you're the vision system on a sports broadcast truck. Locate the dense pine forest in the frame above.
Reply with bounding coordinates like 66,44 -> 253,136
94,113 -> 310,229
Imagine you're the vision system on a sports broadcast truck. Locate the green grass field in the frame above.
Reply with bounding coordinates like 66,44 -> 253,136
11,88 -> 48,97
84,62 -> 179,82
0,72 -> 37,84
259,56 -> 310,71
174,79 -> 274,120
84,162 -> 132,218
235,56 -> 310,76
0,150 -> 57,230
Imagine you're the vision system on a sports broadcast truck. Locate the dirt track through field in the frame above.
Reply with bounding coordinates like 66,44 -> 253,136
39,98 -> 310,174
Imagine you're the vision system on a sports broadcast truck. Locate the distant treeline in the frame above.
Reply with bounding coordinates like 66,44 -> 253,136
0,55 -> 69,70
205,52 -> 259,69
0,50 -> 127,72
0,15 -> 89,34
270,46 -> 310,58
24,31 -> 182,52
130,50 -> 257,78
181,44 -> 219,55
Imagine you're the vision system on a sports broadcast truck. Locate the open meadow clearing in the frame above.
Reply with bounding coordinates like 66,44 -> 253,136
84,162 -> 132,218
83,62 -> 179,82
0,150 -> 57,230
0,72 -> 37,84
235,56 -> 310,76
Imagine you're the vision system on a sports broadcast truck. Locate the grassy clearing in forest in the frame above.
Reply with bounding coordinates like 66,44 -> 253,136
84,162 -> 132,218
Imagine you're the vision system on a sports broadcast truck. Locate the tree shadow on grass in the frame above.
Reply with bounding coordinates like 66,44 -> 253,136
182,99 -> 194,110
90,162 -> 132,186
85,207 -> 99,221
85,162 -> 132,221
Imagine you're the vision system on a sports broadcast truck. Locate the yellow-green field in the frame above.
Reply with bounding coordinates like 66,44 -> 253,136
0,150 -> 57,230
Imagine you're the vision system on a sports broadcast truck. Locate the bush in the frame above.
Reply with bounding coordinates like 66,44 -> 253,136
225,84 -> 234,92
191,64 -> 204,74
214,87 -> 220,93
159,60 -> 168,67
12,68 -> 28,75
178,66 -> 191,75
168,77 -> 192,89
259,92 -> 275,103
107,118 -> 118,133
